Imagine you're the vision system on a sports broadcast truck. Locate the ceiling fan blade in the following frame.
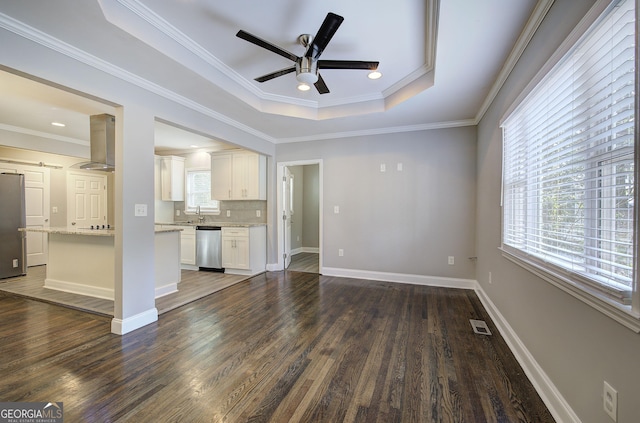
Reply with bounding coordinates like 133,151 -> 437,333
306,12 -> 344,59
318,60 -> 379,70
254,66 -> 296,83
314,74 -> 330,94
236,30 -> 299,62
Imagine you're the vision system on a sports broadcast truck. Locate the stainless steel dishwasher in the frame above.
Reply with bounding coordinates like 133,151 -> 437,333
196,226 -> 224,272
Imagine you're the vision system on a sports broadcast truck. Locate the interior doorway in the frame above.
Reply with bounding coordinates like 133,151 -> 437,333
276,160 -> 322,273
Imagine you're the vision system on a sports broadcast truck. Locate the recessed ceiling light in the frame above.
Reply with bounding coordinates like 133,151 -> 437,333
190,145 -> 199,148
51,122 -> 66,127
368,71 -> 382,80
297,83 -> 311,92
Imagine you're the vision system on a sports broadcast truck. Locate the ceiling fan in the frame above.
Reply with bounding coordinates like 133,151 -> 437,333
236,12 -> 379,94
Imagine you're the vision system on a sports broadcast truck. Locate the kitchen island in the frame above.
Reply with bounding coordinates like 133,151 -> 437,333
20,226 -> 182,300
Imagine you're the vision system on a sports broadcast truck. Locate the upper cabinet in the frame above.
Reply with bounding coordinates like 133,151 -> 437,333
160,155 -> 185,201
211,151 -> 266,200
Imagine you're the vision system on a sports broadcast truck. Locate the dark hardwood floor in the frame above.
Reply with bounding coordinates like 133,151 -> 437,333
0,271 -> 554,422
0,265 -> 248,316
287,252 -> 319,274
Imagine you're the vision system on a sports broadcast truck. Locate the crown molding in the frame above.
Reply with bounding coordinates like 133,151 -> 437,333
98,0 -> 439,120
0,123 -> 88,145
0,11 -> 276,144
276,118 -> 476,144
475,0 -> 555,124
2,2 -> 478,147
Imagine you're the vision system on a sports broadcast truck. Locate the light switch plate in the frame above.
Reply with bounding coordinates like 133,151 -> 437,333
134,203 -> 147,217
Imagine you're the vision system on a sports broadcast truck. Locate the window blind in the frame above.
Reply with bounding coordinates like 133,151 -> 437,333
186,170 -> 219,212
502,0 -> 635,302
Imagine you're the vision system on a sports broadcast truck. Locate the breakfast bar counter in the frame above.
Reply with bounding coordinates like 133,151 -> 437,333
20,226 -> 182,300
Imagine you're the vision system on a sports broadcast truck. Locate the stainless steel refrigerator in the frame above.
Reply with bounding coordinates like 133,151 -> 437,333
0,173 -> 27,278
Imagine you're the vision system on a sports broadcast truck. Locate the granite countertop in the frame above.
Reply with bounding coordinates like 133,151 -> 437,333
156,222 -> 267,228
20,226 -> 182,237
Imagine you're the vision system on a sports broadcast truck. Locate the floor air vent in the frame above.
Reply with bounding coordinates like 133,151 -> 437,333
470,319 -> 492,335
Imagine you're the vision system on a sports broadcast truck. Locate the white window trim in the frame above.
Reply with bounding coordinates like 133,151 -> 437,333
184,167 -> 220,215
500,0 -> 640,332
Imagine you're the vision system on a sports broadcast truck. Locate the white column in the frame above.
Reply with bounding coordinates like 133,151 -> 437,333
111,104 -> 157,335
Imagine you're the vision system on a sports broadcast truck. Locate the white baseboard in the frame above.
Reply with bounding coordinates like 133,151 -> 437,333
321,267 -> 477,290
475,286 -> 581,423
45,278 -> 114,300
292,247 -> 320,255
181,264 -> 199,271
111,308 -> 158,335
266,263 -> 280,272
155,283 -> 178,298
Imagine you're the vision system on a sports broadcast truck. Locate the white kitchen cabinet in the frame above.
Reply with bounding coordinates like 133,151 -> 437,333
222,226 -> 266,275
158,224 -> 196,268
210,152 -> 232,200
210,151 -> 266,200
160,155 -> 185,201
175,225 -> 196,266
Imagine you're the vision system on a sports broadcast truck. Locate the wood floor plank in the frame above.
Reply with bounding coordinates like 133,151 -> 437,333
287,252 -> 319,273
0,265 -> 249,317
0,271 -> 554,423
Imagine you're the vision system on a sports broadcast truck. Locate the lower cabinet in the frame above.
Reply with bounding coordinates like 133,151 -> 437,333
157,225 -> 196,269
176,226 -> 196,266
222,226 -> 266,275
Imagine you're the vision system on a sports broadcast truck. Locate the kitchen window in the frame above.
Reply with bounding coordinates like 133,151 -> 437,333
501,0 -> 640,330
185,168 -> 219,214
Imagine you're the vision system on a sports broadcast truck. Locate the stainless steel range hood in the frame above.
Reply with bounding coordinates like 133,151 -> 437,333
74,114 -> 115,171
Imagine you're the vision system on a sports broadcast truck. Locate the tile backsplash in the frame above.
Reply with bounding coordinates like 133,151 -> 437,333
173,200 -> 267,224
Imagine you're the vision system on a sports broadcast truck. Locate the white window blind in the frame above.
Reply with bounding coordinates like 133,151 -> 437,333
502,0 -> 635,304
186,169 -> 219,213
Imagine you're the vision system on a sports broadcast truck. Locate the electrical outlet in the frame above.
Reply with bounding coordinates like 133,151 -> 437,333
334,206 -> 340,214
338,249 -> 344,257
256,210 -> 261,217
176,209 -> 180,216
448,256 -> 455,265
603,381 -> 617,421
380,163 -> 386,172
52,206 -> 58,214
12,259 -> 18,268
226,210 -> 231,217
397,163 -> 403,171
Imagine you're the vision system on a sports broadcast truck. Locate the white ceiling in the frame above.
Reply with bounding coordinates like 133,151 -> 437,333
0,0 -> 539,153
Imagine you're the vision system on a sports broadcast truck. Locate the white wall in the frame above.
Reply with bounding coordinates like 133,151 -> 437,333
276,127 -> 477,280
0,13 -> 274,334
302,164 -> 319,249
476,0 -> 640,422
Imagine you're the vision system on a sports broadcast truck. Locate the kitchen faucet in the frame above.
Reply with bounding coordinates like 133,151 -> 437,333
196,205 -> 205,222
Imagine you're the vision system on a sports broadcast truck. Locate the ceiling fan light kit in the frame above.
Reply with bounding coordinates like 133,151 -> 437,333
236,12 -> 379,94
295,57 -> 319,84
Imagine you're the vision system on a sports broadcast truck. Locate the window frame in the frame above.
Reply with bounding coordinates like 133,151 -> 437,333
499,0 -> 640,332
184,167 -> 220,215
